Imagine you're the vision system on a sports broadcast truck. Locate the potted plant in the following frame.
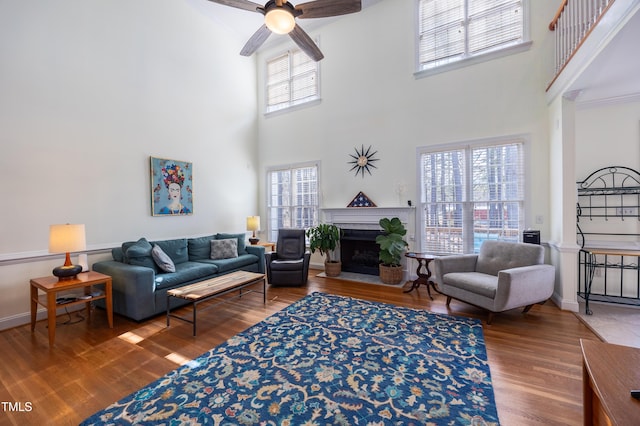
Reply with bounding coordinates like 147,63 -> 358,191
307,224 -> 342,277
375,217 -> 408,284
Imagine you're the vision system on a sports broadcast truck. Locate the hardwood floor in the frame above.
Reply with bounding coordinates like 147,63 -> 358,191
0,270 -> 598,425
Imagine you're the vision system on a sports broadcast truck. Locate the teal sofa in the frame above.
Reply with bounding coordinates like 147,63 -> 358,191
92,233 -> 265,321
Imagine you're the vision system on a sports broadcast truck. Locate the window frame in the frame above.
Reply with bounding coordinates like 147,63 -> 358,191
414,0 -> 532,79
264,43 -> 321,116
266,161 -> 321,242
416,134 -> 530,255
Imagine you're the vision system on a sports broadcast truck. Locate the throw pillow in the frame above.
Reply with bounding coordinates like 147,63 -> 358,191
210,239 -> 238,260
154,238 -> 189,264
216,233 -> 247,255
152,244 -> 176,273
124,238 -> 157,270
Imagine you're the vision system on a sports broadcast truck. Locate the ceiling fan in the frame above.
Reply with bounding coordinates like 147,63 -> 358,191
207,0 -> 362,61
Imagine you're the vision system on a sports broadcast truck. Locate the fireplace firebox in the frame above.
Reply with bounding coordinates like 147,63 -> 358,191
340,229 -> 383,276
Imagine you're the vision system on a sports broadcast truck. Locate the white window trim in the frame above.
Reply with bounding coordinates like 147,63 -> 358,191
266,160 -> 322,241
263,41 -> 322,117
415,133 -> 531,254
264,98 -> 322,118
414,0 -> 532,79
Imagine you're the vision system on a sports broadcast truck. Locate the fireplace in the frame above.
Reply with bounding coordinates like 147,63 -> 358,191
321,207 -> 415,280
340,229 -> 383,275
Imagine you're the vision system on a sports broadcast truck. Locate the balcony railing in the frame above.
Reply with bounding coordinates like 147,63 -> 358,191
548,0 -> 615,88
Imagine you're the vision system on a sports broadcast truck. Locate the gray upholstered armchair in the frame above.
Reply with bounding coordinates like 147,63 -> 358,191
265,229 -> 311,286
433,240 -> 555,324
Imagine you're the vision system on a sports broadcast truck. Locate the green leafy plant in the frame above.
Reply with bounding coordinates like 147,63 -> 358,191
375,217 -> 408,267
307,224 -> 342,263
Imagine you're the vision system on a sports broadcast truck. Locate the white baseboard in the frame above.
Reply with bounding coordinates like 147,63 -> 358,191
0,305 -> 85,332
551,292 -> 579,312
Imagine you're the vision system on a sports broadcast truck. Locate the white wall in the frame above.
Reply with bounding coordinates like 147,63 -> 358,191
256,1 -> 558,246
575,100 -> 640,176
0,0 -> 258,329
575,99 -> 640,242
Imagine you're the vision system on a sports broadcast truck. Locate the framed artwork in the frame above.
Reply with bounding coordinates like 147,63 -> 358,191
150,156 -> 193,216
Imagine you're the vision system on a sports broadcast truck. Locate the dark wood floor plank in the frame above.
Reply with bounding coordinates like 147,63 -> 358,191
0,270 -> 598,425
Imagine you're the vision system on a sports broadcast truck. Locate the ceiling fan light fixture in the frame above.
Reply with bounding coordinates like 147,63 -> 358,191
264,8 -> 295,34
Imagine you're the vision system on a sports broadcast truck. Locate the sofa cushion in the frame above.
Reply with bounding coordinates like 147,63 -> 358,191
198,254 -> 259,273
443,272 -> 498,299
188,235 -> 216,261
154,261 -> 219,290
152,244 -> 176,273
476,240 -> 544,277
216,233 -> 247,255
124,238 -> 157,271
270,258 -> 305,271
211,239 -> 238,260
112,247 -> 125,263
154,238 -> 189,264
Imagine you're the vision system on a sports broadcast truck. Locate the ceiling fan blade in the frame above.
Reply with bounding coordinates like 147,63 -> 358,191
289,24 -> 324,61
206,0 -> 264,13
240,24 -> 272,56
295,0 -> 361,19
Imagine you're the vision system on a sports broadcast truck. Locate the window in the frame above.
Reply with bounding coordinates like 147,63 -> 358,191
419,136 -> 525,254
267,162 -> 319,242
266,47 -> 319,114
417,0 -> 528,73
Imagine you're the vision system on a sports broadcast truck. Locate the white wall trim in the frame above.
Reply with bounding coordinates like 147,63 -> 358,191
0,305 -> 84,332
576,92 -> 640,109
552,292 -> 580,312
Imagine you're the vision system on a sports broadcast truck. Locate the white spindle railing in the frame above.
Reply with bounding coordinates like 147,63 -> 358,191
549,0 -> 615,79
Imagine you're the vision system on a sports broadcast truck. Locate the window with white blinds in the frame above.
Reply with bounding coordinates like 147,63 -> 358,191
419,137 -> 525,254
266,47 -> 319,113
417,0 -> 526,72
267,162 -> 319,242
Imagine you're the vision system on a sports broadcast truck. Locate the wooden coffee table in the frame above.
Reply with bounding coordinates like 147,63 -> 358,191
30,271 -> 113,348
166,271 -> 265,336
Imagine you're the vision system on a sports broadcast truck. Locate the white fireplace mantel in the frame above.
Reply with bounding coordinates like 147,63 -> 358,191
322,207 -> 414,230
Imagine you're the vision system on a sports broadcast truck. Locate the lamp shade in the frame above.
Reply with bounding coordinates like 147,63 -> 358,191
246,216 -> 260,232
264,9 -> 295,34
49,224 -> 86,254
246,216 -> 260,245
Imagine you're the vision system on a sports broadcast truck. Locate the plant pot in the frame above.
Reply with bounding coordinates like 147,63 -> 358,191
379,264 -> 403,284
324,261 -> 341,277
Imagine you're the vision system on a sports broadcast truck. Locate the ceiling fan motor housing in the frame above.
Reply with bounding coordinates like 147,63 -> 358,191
263,1 -> 299,34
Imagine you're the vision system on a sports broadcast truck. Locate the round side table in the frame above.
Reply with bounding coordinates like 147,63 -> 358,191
404,252 -> 436,298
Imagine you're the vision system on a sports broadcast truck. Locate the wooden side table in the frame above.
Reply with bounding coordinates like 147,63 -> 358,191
254,241 -> 276,252
581,339 -> 640,425
30,271 -> 113,347
404,252 -> 436,298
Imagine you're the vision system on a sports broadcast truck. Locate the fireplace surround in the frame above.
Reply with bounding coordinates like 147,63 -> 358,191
321,207 -> 414,278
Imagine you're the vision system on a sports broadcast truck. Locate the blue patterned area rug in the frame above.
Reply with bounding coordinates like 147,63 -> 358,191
82,292 -> 500,425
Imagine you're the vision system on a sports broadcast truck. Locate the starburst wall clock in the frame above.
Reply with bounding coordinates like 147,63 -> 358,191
348,145 -> 379,178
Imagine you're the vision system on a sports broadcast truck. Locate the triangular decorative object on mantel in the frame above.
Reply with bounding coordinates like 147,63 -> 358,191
347,192 -> 377,207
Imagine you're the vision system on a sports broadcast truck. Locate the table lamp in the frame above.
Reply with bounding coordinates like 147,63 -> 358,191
49,224 -> 86,280
246,216 -> 260,245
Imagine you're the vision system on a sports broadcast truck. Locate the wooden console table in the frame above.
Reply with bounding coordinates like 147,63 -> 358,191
30,271 -> 113,347
581,339 -> 640,425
